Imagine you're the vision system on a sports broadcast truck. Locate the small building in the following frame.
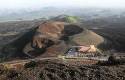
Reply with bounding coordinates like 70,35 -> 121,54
66,48 -> 78,56
66,45 -> 100,57
78,45 -> 97,53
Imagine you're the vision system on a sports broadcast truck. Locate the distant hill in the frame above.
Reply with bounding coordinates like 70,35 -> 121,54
1,7 -> 125,22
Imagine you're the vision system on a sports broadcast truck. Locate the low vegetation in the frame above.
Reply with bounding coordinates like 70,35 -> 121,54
52,15 -> 79,23
24,61 -> 38,68
97,55 -> 125,66
63,15 -> 78,23
0,60 -> 125,80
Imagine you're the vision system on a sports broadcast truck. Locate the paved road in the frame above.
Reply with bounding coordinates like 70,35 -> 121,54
0,56 -> 109,65
64,56 -> 109,61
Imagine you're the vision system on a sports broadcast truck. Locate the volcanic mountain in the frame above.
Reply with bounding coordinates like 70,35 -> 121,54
70,29 -> 110,50
1,21 -> 109,59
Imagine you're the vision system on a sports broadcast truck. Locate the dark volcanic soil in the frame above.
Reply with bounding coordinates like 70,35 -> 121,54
0,60 -> 125,80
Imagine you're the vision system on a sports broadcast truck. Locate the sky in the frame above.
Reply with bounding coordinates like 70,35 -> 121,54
0,0 -> 125,10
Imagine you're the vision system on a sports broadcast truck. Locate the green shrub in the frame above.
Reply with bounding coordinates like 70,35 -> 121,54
64,16 -> 78,23
7,69 -> 19,78
108,55 -> 117,64
24,61 -> 37,68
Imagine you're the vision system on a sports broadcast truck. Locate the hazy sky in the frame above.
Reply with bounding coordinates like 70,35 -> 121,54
0,0 -> 125,10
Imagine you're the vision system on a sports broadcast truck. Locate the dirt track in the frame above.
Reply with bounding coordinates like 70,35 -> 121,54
0,57 -> 58,65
